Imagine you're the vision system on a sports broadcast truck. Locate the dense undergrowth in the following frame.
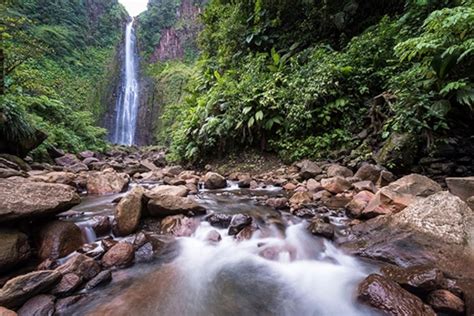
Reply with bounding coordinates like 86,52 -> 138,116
148,0 -> 473,164
1,0 -> 127,156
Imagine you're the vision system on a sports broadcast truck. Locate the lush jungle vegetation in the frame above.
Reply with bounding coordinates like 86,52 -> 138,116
0,0 -> 127,156
147,0 -> 473,165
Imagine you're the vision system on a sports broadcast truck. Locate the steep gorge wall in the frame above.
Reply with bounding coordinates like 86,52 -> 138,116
134,0 -> 204,146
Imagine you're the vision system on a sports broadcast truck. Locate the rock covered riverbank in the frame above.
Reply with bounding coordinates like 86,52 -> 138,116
0,148 -> 473,315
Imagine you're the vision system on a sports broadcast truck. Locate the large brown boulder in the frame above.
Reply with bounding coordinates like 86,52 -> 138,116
354,163 -> 383,183
145,185 -> 189,199
147,195 -> 206,217
381,265 -> 444,294
38,221 -> 84,260
0,179 -> 80,223
0,270 -> 61,309
115,187 -> 144,236
86,169 -> 129,195
54,154 -> 81,167
56,254 -> 100,281
203,172 -> 227,189
101,243 -> 134,268
363,174 -> 442,217
427,289 -> 465,314
357,274 -> 436,315
326,164 -> 353,178
446,177 -> 474,201
345,191 -> 374,218
0,229 -> 30,273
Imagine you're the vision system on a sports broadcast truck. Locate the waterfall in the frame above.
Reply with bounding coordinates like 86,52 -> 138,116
112,18 -> 139,145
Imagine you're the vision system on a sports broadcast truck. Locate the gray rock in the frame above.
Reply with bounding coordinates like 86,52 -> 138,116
0,229 -> 30,272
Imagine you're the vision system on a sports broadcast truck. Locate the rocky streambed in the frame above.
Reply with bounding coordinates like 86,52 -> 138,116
0,149 -> 473,315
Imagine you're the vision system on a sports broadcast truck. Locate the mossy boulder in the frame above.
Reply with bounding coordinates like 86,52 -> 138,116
375,133 -> 419,171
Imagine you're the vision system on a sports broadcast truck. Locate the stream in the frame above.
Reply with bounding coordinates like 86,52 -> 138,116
61,183 -> 379,316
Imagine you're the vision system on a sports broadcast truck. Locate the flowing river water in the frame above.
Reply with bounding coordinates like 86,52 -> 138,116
60,183 -> 381,316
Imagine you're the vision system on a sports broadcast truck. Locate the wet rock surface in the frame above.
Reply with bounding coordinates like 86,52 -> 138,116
38,221 -> 84,260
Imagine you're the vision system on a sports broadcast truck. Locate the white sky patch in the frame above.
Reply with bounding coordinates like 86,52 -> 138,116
119,0 -> 148,17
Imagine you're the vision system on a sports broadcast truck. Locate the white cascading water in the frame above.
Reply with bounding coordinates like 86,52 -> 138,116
113,18 -> 139,145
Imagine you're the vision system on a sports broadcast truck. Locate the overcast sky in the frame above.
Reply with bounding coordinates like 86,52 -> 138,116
119,0 -> 148,17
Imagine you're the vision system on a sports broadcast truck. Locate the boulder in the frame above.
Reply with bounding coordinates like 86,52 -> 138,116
283,182 -> 297,191
375,133 -> 419,171
427,289 -> 465,314
308,218 -> 334,239
297,160 -> 322,180
38,221 -> 84,260
289,191 -> 312,209
115,187 -> 144,236
57,254 -> 100,281
145,185 -> 189,199
147,195 -> 206,217
17,294 -> 55,316
345,191 -> 374,218
0,307 -> 17,316
228,214 -> 252,236
352,180 -> 376,193
326,164 -> 353,178
306,179 -> 321,192
55,295 -> 87,316
392,191 -> 473,245
265,197 -> 288,209
86,169 -> 129,195
54,154 -> 81,167
357,274 -> 435,315
0,230 -> 30,272
162,165 -> 184,177
363,174 -> 442,217
381,265 -> 444,294
101,243 -> 134,268
205,230 -> 222,243
0,179 -> 80,223
0,270 -> 61,309
204,172 -> 227,189
51,273 -> 82,295
354,164 -> 383,183
237,177 -> 251,188
159,215 -> 199,237
85,270 -> 112,290
65,163 -> 88,173
320,176 -> 351,194
29,171 -> 77,187
78,151 -> 95,160
446,177 -> 474,201
205,213 -> 232,228
0,168 -> 24,178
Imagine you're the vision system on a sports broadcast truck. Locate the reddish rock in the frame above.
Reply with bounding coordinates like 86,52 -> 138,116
354,163 -> 384,183
306,179 -> 321,192
296,160 -> 322,180
92,216 -> 111,236
308,218 -> 334,239
283,182 -> 297,191
427,289 -> 465,314
357,274 -> 436,315
86,169 -> 129,195
115,186 -> 144,236
323,192 -> 353,208
56,254 -> 100,281
54,154 -> 80,167
17,294 -> 55,316
289,191 -> 312,209
0,229 -> 31,272
159,215 -> 199,237
326,164 -> 353,178
320,176 -> 351,194
381,265 -> 444,294
147,195 -> 206,217
352,180 -> 376,193
85,270 -> 112,290
363,174 -> 442,218
38,221 -> 84,260
228,214 -> 252,236
0,270 -> 61,309
203,172 -> 227,189
265,197 -> 288,209
312,190 -> 332,201
205,230 -> 222,243
146,185 -> 189,198
0,307 -> 17,316
51,273 -> 82,295
346,191 -> 375,218
101,243 -> 134,268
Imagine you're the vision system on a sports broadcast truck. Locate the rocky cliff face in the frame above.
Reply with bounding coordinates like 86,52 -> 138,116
149,0 -> 203,62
